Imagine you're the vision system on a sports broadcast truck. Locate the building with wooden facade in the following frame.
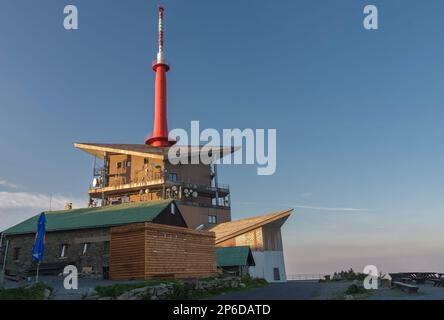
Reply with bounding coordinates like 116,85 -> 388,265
110,223 -> 216,280
211,209 -> 292,283
75,143 -> 235,230
0,200 -> 218,279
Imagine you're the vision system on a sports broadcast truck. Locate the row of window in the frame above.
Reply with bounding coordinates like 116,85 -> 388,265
12,214 -> 218,261
12,242 -> 110,261
116,158 -> 164,169
114,160 -> 178,182
118,158 -> 152,167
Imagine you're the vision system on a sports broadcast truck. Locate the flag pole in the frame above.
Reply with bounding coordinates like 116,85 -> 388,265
1,240 -> 8,271
36,262 -> 40,283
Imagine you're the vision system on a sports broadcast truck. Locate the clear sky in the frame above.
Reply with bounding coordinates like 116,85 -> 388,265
1,0 -> 444,275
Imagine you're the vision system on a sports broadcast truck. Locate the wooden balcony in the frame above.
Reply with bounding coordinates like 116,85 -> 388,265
88,178 -> 164,197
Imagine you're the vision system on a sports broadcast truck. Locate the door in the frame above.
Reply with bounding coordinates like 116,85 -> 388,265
273,267 -> 280,281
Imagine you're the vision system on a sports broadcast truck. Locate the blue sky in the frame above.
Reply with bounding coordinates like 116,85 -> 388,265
1,0 -> 444,274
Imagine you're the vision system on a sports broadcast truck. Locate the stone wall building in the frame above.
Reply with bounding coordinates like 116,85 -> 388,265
0,200 -> 188,278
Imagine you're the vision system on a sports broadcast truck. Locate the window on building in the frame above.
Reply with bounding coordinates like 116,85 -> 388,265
13,247 -> 21,261
208,215 -> 217,224
81,243 -> 89,256
126,160 -> 131,168
60,244 -> 68,258
144,158 -> 149,165
116,162 -> 122,169
168,173 -> 178,182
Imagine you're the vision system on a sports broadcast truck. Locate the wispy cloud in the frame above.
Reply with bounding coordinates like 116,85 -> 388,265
0,191 -> 86,231
0,178 -> 18,189
0,191 -> 85,210
286,205 -> 369,212
237,201 -> 369,213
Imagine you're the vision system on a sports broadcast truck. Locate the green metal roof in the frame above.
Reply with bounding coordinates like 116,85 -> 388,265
216,246 -> 255,267
3,200 -> 173,235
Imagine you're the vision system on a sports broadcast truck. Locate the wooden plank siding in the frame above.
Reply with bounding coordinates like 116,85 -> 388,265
109,223 -> 217,280
217,227 -> 264,250
109,224 -> 146,280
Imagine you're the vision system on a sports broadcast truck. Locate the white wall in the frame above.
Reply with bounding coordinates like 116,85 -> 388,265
249,250 -> 287,283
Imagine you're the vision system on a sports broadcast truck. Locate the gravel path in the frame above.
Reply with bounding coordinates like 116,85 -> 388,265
368,284 -> 444,300
210,281 -> 444,300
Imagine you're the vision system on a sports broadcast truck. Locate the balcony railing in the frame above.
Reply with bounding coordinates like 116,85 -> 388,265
88,170 -> 230,199
176,199 -> 231,209
90,171 -> 164,190
167,180 -> 229,193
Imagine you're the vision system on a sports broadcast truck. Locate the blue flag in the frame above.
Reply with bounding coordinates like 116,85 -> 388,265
31,212 -> 46,263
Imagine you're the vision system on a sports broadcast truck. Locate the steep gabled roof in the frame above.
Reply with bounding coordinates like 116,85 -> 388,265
216,246 -> 255,267
3,200 -> 175,235
210,209 -> 293,244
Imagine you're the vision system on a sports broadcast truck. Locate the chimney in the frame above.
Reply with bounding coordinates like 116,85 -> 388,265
64,203 -> 73,210
145,6 -> 176,147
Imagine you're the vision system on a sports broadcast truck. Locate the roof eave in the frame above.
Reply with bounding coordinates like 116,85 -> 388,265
214,209 -> 293,244
74,143 -> 166,160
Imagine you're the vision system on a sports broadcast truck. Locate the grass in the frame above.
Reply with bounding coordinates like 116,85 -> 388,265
93,276 -> 268,300
330,283 -> 375,300
168,276 -> 268,300
242,276 -> 268,288
0,282 -> 52,300
345,284 -> 367,295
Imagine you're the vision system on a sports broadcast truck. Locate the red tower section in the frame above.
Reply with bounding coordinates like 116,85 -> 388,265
145,6 -> 175,147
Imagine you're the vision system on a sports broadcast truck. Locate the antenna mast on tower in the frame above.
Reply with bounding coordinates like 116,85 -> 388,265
145,6 -> 175,147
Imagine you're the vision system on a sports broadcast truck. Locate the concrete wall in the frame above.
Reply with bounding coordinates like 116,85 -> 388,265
248,251 -> 287,283
165,162 -> 212,186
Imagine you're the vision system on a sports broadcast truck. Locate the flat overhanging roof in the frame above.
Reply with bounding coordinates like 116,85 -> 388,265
74,143 -> 240,161
74,143 -> 167,160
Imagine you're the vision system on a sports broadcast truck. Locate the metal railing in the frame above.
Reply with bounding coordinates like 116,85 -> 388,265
171,180 -> 229,193
286,274 -> 327,281
90,172 -> 164,190
88,170 -> 230,197
93,167 -> 106,177
177,199 -> 231,209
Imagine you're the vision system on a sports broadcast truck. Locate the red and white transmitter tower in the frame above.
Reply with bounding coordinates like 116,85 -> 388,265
145,6 -> 175,147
